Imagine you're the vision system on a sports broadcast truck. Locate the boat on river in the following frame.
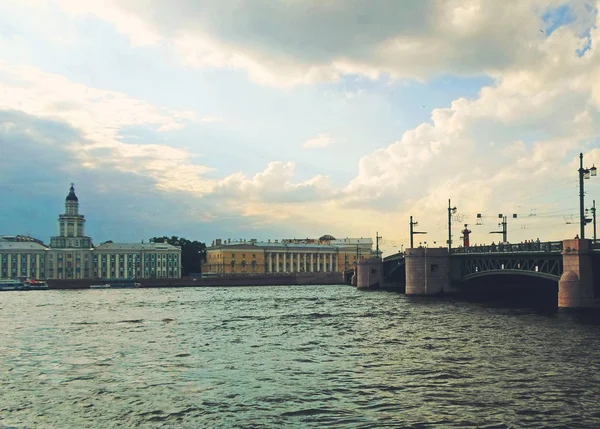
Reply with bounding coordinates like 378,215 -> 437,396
0,279 -> 24,291
1,279 -> 49,291
24,279 -> 49,290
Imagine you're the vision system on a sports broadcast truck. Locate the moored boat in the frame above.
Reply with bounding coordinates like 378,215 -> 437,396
23,279 -> 49,290
0,279 -> 25,291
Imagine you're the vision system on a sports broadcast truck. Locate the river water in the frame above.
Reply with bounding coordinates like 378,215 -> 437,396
2,285 -> 600,428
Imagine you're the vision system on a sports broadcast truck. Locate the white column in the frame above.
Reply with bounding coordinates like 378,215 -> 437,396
268,253 -> 272,273
303,254 -> 307,272
310,254 -> 314,272
35,254 -> 40,279
276,252 -> 280,272
329,253 -> 333,272
317,254 -> 320,272
296,253 -> 300,272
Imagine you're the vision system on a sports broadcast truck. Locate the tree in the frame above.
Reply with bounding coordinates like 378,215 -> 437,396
149,236 -> 206,276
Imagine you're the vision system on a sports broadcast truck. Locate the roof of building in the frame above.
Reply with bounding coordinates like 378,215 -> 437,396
66,184 -> 78,202
211,237 -> 373,249
94,242 -> 181,251
208,241 -> 373,252
209,242 -> 340,251
319,234 -> 336,241
330,238 -> 373,245
0,241 -> 49,251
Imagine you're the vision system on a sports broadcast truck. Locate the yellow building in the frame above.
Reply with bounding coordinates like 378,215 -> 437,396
203,235 -> 373,275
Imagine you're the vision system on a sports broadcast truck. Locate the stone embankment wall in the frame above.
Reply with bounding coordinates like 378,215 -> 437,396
47,272 -> 345,289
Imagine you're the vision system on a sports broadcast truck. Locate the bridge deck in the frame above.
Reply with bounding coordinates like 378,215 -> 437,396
452,241 -> 563,255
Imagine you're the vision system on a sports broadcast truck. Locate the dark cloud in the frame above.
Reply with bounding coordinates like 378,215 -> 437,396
112,0 -> 559,80
0,110 -> 318,243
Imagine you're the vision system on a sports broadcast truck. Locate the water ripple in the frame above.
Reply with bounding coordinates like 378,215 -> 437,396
1,286 -> 600,428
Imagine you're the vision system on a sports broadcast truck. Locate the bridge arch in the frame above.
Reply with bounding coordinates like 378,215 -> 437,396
459,269 -> 560,284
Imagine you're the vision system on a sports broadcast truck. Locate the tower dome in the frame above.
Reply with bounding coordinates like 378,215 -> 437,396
66,183 -> 78,202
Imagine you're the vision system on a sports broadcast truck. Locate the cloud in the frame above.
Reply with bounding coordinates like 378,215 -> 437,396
50,0 -> 597,87
0,61 -> 220,194
302,133 -> 336,149
214,161 -> 336,203
3,0 -> 600,249
325,13 -> 600,245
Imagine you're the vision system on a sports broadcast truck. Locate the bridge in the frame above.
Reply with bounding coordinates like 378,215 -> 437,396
451,241 -> 564,283
378,238 -> 600,308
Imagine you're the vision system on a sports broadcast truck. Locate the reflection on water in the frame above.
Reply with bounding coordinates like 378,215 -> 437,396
2,286 -> 600,428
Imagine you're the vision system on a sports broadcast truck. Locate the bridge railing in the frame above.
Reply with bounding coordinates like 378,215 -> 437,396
452,241 -> 563,254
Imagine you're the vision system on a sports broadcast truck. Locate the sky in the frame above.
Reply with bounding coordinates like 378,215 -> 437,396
1,0 -> 600,256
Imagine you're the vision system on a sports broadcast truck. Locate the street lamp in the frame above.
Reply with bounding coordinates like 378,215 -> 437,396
490,213 -> 517,244
586,200 -> 597,243
579,152 -> 597,239
409,216 -> 427,248
448,199 -> 457,253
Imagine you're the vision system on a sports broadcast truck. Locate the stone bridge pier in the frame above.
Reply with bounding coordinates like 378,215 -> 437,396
405,247 -> 455,295
558,239 -> 600,308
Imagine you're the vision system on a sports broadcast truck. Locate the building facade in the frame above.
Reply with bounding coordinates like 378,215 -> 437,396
0,238 -> 48,280
93,242 -> 181,279
0,185 -> 182,280
202,236 -> 373,275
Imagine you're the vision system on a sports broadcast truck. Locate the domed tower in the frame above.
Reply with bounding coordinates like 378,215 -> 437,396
50,183 -> 92,249
65,183 -> 79,216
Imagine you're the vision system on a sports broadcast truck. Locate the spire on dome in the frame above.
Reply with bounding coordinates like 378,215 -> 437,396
66,183 -> 78,202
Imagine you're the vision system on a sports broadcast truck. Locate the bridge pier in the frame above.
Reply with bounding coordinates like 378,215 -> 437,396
559,239 -> 600,308
356,258 -> 383,290
405,247 -> 451,295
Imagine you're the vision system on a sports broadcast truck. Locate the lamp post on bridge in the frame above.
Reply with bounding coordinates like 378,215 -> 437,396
578,152 -> 597,239
594,200 -> 597,244
490,213 -> 516,244
586,200 -> 597,243
448,199 -> 457,253
375,231 -> 383,259
409,216 -> 427,248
